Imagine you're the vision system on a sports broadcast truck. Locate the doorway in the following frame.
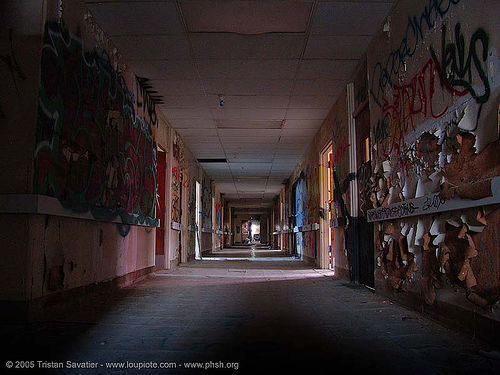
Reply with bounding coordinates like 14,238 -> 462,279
155,147 -> 167,268
292,175 -> 305,259
355,99 -> 375,287
320,141 -> 334,270
195,181 -> 202,260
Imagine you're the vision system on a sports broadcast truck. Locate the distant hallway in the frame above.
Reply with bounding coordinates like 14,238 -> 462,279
202,246 -> 294,261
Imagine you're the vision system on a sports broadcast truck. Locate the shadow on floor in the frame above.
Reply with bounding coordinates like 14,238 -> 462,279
1,271 -> 499,374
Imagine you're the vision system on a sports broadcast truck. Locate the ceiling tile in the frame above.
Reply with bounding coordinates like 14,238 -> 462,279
87,2 -> 183,36
288,96 -> 336,109
128,60 -> 197,80
175,128 -> 218,137
304,35 -> 372,59
197,60 -> 299,80
219,129 -> 281,138
203,79 -> 294,96
181,136 -> 221,144
286,108 -> 330,120
206,95 -> 289,109
297,60 -> 358,80
193,150 -> 227,158
228,157 -> 274,163
211,108 -> 286,121
293,79 -> 345,95
181,1 -> 312,34
159,96 -> 209,109
112,36 -> 190,60
162,108 -> 212,119
311,2 -> 393,36
221,136 -> 280,144
190,34 -> 305,59
151,79 -> 205,96
167,119 -> 216,129
282,127 -> 319,137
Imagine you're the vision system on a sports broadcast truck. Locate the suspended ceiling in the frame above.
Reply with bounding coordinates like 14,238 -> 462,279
84,0 -> 394,202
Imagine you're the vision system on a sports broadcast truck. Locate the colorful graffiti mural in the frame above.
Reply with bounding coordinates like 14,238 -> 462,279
171,166 -> 181,223
294,176 -> 306,256
35,22 -> 157,226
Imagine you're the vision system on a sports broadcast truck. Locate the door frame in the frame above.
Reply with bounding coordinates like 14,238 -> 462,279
180,169 -> 189,263
211,196 -> 216,252
319,141 -> 333,270
155,146 -> 167,268
195,180 -> 202,260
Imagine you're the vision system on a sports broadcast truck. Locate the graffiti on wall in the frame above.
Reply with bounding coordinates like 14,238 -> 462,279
202,177 -> 212,230
215,201 -> 222,231
171,166 -> 181,223
170,134 -> 184,225
294,176 -> 306,256
35,22 -> 158,227
305,165 -> 320,223
374,23 -> 491,167
173,134 -> 184,164
135,75 -> 163,127
369,0 -> 465,107
368,0 -> 500,309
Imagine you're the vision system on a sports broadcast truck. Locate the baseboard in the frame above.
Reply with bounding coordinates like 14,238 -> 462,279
0,266 -> 155,321
334,266 -> 350,280
375,281 -> 500,346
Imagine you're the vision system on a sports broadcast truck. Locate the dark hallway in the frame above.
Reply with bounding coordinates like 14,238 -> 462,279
3,263 -> 500,374
2,0 -> 500,373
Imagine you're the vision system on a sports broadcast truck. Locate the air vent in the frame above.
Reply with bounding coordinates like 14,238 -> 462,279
197,158 -> 227,163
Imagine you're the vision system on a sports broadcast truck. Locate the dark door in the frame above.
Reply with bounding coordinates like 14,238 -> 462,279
355,88 -> 375,288
155,149 -> 166,264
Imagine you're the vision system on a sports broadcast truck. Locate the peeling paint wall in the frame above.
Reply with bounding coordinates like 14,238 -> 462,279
28,215 -> 155,299
366,0 -> 500,311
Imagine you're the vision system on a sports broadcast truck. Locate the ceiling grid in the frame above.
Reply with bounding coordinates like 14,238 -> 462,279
84,0 -> 395,202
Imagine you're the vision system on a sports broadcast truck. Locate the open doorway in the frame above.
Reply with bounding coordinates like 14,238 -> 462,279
320,142 -> 334,270
250,219 -> 260,244
155,147 -> 167,268
195,181 -> 202,260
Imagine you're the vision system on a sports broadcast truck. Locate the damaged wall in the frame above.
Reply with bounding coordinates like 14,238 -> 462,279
0,0 -> 216,306
366,0 -> 500,315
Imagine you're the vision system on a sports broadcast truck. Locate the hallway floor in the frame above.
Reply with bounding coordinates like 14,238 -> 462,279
2,261 -> 500,374
202,246 -> 295,260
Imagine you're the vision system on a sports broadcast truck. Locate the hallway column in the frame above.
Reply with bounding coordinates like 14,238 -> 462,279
347,82 -> 360,282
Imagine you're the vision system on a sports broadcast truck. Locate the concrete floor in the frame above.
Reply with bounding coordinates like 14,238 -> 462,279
202,245 -> 294,260
2,259 -> 500,374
